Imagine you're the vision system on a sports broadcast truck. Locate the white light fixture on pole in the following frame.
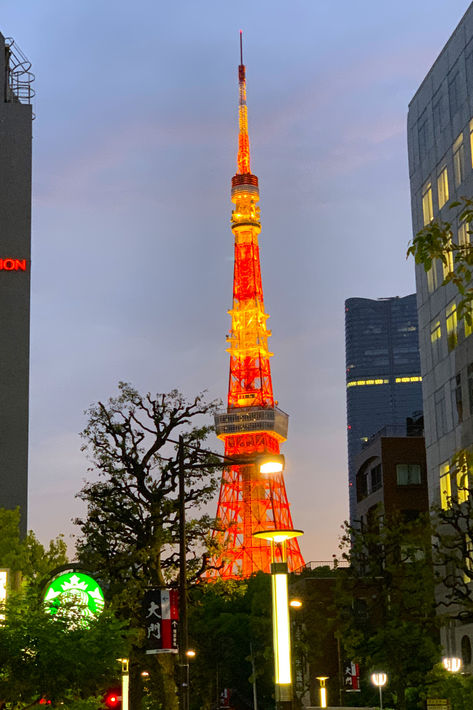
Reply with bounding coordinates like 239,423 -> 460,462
118,658 -> 129,710
253,528 -> 304,709
316,676 -> 329,708
442,656 -> 462,672
371,672 -> 387,710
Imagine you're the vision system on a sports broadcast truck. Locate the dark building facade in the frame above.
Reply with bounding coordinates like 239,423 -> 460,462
354,431 -> 428,526
345,295 -> 423,522
0,34 -> 34,534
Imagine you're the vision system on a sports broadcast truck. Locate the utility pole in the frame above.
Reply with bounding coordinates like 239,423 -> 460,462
178,435 -> 189,710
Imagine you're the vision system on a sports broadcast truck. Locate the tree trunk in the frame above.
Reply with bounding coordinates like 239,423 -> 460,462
129,658 -> 144,710
157,653 -> 178,710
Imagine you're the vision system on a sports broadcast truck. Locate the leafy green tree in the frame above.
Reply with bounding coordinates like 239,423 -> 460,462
430,449 -> 473,619
337,511 -> 441,710
420,664 -> 473,710
75,383 -> 222,709
187,574 -> 273,710
407,196 -> 473,323
0,589 -> 126,707
0,507 -> 68,588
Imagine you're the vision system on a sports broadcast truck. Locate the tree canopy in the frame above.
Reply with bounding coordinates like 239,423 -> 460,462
337,511 -> 441,710
74,383 -> 222,708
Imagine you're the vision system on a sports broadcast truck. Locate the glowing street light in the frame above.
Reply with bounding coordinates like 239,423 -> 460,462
253,528 -> 304,709
289,598 -> 302,609
316,676 -> 329,708
371,672 -> 387,710
442,656 -> 462,672
117,658 -> 129,710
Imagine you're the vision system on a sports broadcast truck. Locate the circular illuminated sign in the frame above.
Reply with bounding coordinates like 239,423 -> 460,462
43,570 -> 105,622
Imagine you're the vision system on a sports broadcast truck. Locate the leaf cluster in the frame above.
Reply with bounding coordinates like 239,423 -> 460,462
337,512 -> 440,709
407,197 -> 473,323
0,589 -> 127,707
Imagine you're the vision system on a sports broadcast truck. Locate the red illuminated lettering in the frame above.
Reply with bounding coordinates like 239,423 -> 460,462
0,258 -> 27,271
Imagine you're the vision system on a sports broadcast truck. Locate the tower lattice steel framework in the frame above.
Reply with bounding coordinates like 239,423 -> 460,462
209,35 -> 305,579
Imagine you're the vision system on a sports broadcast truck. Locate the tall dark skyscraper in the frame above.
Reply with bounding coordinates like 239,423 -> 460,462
0,34 -> 34,535
345,294 -> 423,522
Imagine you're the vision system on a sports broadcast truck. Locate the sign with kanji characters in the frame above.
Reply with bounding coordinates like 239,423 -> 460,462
143,589 -> 179,654
344,661 -> 360,691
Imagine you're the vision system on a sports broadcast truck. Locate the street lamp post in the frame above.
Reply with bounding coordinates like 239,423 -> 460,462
253,528 -> 304,710
176,436 -> 286,710
371,672 -> 387,710
316,676 -> 329,709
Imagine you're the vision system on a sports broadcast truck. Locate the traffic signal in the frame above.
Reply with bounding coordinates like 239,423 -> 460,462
103,688 -> 122,709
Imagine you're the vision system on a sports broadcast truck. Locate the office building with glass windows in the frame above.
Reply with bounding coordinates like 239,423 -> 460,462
345,295 -> 423,523
0,34 -> 34,535
408,1 -> 473,666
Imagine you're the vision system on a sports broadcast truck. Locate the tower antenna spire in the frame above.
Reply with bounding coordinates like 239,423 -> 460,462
237,30 -> 250,174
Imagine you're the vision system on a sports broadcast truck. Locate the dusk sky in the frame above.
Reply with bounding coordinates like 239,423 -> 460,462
1,1 -> 470,562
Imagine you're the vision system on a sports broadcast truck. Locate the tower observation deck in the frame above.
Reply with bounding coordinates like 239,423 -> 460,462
209,34 -> 304,579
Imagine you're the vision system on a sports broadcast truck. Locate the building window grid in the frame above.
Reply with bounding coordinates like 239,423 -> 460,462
446,302 -> 458,351
442,238 -> 454,280
431,320 -> 442,364
458,220 -> 469,246
457,455 -> 470,505
440,462 -> 451,510
422,183 -> 434,226
451,373 -> 463,425
427,262 -> 438,293
469,363 -> 473,414
453,133 -> 465,187
438,166 -> 449,208
434,387 -> 448,439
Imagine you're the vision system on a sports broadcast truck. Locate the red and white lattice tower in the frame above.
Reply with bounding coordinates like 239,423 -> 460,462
208,34 -> 304,579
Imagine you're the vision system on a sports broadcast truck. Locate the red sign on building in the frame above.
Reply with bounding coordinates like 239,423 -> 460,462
0,259 -> 27,271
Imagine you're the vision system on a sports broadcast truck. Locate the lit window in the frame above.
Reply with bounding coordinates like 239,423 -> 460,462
465,305 -> 473,338
396,464 -> 422,486
442,237 -> 454,279
446,302 -> 458,351
470,118 -> 473,168
456,452 -> 470,505
458,220 -> 469,247
454,133 -> 465,187
394,376 -> 422,383
346,379 -> 389,388
440,462 -> 451,509
427,262 -> 438,293
438,167 -> 449,208
422,183 -> 434,225
457,467 -> 470,504
431,320 -> 442,364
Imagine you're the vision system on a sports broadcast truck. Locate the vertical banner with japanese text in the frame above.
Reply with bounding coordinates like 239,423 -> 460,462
143,589 -> 179,654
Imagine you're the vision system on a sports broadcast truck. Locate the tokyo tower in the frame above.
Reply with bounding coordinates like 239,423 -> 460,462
209,34 -> 304,579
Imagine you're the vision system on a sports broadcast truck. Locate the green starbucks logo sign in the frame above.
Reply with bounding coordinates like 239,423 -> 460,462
43,571 -> 105,622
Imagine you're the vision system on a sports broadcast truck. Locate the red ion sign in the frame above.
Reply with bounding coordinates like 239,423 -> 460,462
0,259 -> 27,271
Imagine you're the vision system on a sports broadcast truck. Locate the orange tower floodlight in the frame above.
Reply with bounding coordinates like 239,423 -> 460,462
209,33 -> 305,579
